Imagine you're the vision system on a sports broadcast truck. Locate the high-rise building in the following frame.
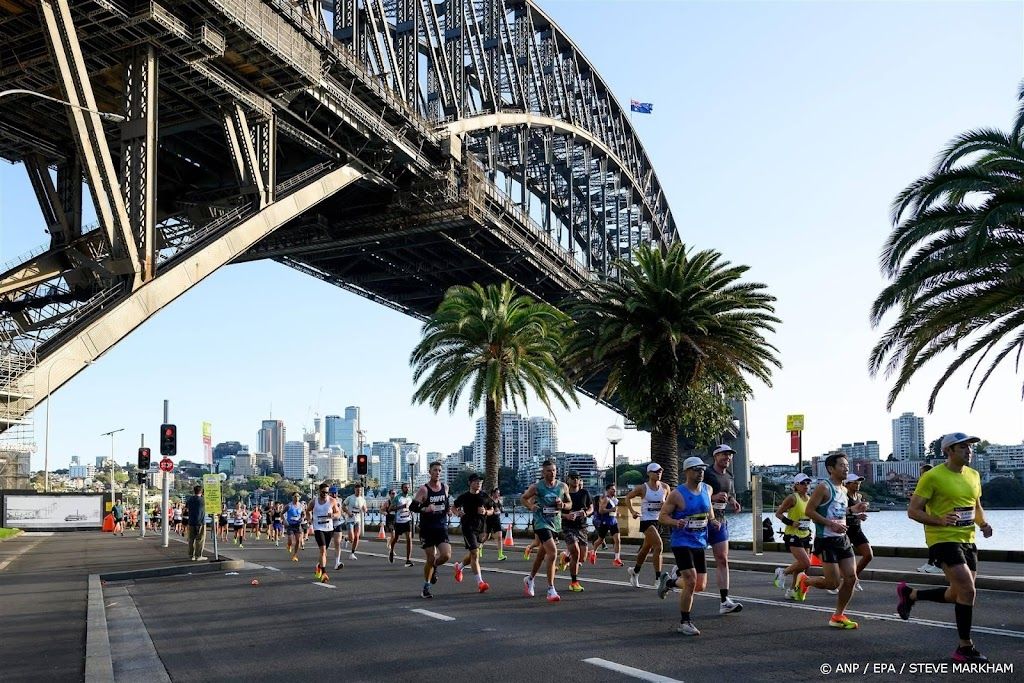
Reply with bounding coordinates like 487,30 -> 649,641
314,448 -> 348,481
235,451 -> 254,477
324,415 -> 342,448
339,406 -> 361,459
259,420 -> 286,472
371,441 -> 402,487
558,452 -> 600,492
473,412 -> 530,471
529,416 -> 558,461
891,412 -> 925,461
312,416 -> 323,450
836,441 -> 880,461
283,440 -> 310,480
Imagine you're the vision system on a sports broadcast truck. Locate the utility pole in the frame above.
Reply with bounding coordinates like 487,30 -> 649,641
162,399 -> 170,548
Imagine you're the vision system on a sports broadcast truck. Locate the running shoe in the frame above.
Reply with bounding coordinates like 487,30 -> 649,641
349,553 -> 357,560
588,549 -> 597,565
238,544 -> 243,549
558,554 -> 569,572
773,567 -> 786,588
314,564 -> 323,580
454,562 -> 464,583
896,581 -> 914,620
291,555 -> 299,562
405,560 -> 414,567
784,588 -> 797,600
421,587 -> 432,599
546,587 -> 561,603
797,573 -> 810,601
320,571 -> 329,583
523,575 -> 535,597
388,549 -> 394,564
676,621 -> 700,636
627,566 -> 640,588
917,562 -> 943,574
568,581 -> 584,592
523,548 -> 531,560
719,598 -> 743,614
854,580 -> 863,592
827,588 -> 839,595
656,572 -> 671,600
497,553 -> 507,562
478,580 -> 490,593
612,558 -> 623,567
828,614 -> 858,630
951,646 -> 989,664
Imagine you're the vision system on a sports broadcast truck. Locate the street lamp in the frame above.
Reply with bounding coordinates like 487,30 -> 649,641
606,423 -> 624,494
405,450 -> 420,490
0,89 -> 126,122
101,427 -> 124,505
42,359 -> 93,492
306,464 -> 318,500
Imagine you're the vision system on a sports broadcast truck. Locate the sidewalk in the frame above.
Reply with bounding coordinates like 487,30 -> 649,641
0,530 -> 231,683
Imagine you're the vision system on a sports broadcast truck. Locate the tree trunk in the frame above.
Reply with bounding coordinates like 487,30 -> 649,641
651,425 -> 679,488
484,396 -> 501,491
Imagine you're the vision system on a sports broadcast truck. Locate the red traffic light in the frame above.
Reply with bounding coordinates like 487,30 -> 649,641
356,453 -> 368,475
159,423 -> 177,456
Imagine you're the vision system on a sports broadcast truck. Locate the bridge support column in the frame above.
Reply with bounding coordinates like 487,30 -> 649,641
223,105 -> 268,208
24,153 -> 72,249
122,45 -> 158,283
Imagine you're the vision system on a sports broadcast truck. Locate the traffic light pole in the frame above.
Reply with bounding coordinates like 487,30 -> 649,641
139,433 -> 146,539
162,400 -> 170,548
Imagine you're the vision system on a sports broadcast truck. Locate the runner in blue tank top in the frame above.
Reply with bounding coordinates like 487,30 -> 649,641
656,456 -> 718,636
520,459 -> 571,603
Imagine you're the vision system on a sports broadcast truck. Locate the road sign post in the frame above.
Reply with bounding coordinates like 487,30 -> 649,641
203,473 -> 221,560
161,400 -> 170,548
786,414 -> 805,473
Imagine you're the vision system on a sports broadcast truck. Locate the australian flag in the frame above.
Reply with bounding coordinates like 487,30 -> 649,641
630,100 -> 653,114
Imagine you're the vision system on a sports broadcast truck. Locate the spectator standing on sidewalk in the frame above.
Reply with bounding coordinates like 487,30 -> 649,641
185,485 -> 207,561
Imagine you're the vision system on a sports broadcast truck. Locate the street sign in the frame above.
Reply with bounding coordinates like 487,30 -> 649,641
786,414 -> 805,431
203,473 -> 221,512
790,430 -> 801,453
158,457 -> 174,472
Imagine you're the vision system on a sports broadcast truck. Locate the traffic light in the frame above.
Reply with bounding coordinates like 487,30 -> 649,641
159,424 -> 177,456
356,453 -> 368,475
138,447 -> 151,470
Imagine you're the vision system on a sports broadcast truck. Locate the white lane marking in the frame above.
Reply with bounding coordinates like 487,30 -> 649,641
0,537 -> 46,571
583,658 -> 683,683
411,608 -> 455,622
312,582 -> 336,589
265,566 -> 281,572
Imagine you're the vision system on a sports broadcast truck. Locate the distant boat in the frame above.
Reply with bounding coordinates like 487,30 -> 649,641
64,511 -> 87,522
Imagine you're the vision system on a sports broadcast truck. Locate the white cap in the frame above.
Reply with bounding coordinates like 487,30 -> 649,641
940,432 -> 980,450
793,473 -> 811,485
646,462 -> 663,473
712,444 -> 736,456
682,456 -> 707,470
844,473 -> 864,483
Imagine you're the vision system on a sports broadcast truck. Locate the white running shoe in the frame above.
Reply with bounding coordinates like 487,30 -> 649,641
546,586 -> 560,603
917,562 -> 942,574
349,553 -> 358,560
627,566 -> 640,588
773,567 -> 786,588
827,588 -> 839,595
656,572 -> 671,600
854,580 -> 863,592
784,588 -> 797,600
719,598 -> 743,614
523,575 -> 535,597
676,621 -> 701,636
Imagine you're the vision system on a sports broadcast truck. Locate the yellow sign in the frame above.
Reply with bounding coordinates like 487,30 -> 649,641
203,474 -> 221,515
786,414 -> 805,431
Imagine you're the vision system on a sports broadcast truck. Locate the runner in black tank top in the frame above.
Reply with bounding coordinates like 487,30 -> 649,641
413,461 -> 452,599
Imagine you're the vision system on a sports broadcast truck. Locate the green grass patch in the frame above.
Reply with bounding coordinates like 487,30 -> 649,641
0,528 -> 21,540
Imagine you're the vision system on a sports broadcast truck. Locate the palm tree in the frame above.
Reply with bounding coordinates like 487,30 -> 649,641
567,243 -> 780,486
870,84 -> 1024,411
410,282 -> 578,490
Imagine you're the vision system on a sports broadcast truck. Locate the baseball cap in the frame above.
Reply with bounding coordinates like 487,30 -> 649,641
682,456 -> 707,470
940,432 -> 980,450
328,485 -> 338,495
712,444 -> 736,456
793,473 -> 811,485
467,473 -> 481,482
567,471 -> 581,479
844,473 -> 864,483
646,462 -> 663,473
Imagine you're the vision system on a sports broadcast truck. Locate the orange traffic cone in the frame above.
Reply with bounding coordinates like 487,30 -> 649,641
810,552 -> 822,567
376,525 -> 386,540
503,523 -> 514,547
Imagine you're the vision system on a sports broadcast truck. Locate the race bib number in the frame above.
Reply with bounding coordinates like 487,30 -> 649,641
542,506 -> 558,516
712,502 -> 727,511
316,516 -> 330,525
953,506 -> 975,527
397,512 -> 411,523
685,517 -> 708,530
797,519 -> 811,531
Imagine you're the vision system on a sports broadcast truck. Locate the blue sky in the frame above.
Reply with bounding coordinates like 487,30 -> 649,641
2,1 -> 1022,472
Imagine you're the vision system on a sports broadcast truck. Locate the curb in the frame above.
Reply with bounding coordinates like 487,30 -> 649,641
85,575 -> 114,683
0,529 -> 24,543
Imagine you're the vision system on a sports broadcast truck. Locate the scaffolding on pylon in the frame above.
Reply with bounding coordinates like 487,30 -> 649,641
0,338 -> 36,490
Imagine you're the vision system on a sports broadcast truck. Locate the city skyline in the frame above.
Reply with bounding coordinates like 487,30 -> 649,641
3,2 -> 1023,474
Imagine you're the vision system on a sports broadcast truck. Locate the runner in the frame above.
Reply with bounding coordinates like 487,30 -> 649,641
844,473 -> 872,591
249,506 -> 262,541
411,461 -> 452,598
172,503 -> 184,536
452,473 -> 492,593
483,488 -> 506,561
382,489 -> 397,548
232,503 -> 246,547
896,433 -> 994,664
307,482 -> 341,582
111,500 -> 125,537
520,460 -> 572,603
389,483 -> 415,566
773,473 -> 814,600
270,503 -> 284,546
329,486 -> 347,570
624,463 -> 669,588
799,452 -> 867,629
704,445 -> 743,614
343,484 -> 368,559
656,456 -> 717,636
591,483 -> 623,566
284,493 -> 305,562
560,472 -> 593,592
218,504 -> 229,542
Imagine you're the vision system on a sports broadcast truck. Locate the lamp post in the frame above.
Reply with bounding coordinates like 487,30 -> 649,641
42,359 -> 93,492
405,450 -> 420,490
0,89 -> 126,122
100,428 -> 124,506
306,464 -> 318,501
605,423 -> 624,495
